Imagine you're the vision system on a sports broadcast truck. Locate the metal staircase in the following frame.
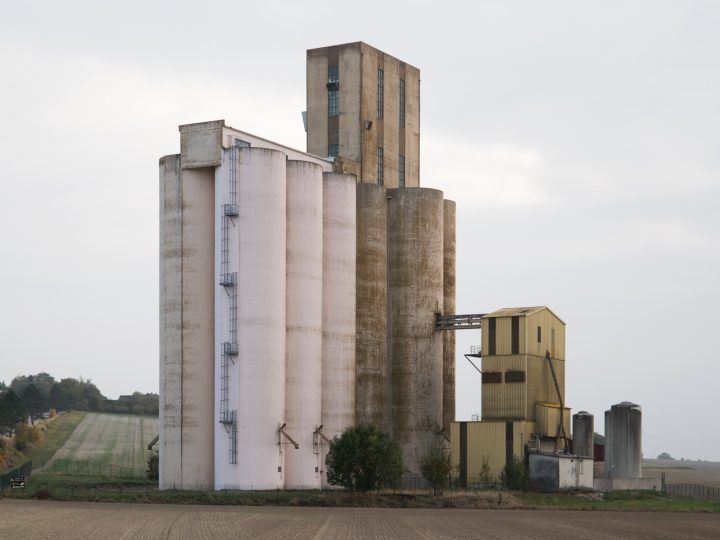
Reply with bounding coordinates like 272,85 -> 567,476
219,146 -> 240,464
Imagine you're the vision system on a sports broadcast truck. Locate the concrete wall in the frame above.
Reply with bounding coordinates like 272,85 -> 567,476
306,42 -> 420,186
594,477 -> 661,492
159,155 -> 215,490
442,200 -> 456,435
284,161 -> 324,489
388,188 -> 444,474
529,453 -> 593,491
321,173 -> 357,486
354,183 -> 388,429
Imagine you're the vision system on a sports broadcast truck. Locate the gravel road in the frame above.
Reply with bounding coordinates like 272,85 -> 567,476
2,499 -> 719,539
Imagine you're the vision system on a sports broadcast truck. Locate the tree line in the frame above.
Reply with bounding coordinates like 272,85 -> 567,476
0,372 -> 158,435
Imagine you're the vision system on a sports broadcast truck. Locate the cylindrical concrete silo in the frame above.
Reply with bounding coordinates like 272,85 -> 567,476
284,160 -> 324,489
216,147 -> 287,490
442,199 -> 456,436
606,402 -> 642,479
572,411 -> 594,458
321,172 -> 357,486
355,183 -> 388,430
388,188 -> 445,476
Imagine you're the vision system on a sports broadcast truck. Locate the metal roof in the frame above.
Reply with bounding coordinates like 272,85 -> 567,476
481,306 -> 565,324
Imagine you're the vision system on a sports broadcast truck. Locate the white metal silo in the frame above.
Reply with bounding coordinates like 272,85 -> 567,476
214,147 -> 287,490
320,172 -> 357,487
284,160 -> 324,489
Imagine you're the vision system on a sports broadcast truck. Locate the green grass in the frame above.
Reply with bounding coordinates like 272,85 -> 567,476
0,412 -> 87,474
40,413 -> 158,477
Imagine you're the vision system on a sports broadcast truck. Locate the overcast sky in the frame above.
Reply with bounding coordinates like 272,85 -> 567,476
1,1 -> 718,461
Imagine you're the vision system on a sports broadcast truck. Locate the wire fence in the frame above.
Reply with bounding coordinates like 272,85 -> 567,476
0,460 -> 32,491
666,483 -> 720,502
39,460 -> 147,479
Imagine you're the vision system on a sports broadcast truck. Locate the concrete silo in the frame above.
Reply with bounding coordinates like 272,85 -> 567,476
442,199 -> 456,436
355,183 -> 389,430
215,147 -> 287,490
159,155 -> 215,490
284,161 -> 324,489
388,188 -> 445,475
572,411 -> 594,458
321,172 -> 357,485
604,402 -> 642,479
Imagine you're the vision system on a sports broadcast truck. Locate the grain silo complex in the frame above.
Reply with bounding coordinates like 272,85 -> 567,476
159,42 -> 456,489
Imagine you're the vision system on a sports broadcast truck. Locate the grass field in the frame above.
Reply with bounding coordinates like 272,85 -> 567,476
41,413 -> 158,477
643,459 -> 720,488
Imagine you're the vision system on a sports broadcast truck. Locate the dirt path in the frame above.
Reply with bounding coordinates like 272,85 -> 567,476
2,500 -> 720,539
42,413 -> 158,475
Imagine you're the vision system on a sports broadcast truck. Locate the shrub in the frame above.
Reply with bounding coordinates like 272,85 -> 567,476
420,448 -> 454,495
500,456 -> 528,490
14,423 -> 42,451
478,456 -> 493,484
147,452 -> 159,480
326,424 -> 404,492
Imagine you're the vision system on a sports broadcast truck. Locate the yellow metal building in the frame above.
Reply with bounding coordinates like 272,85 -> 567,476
451,306 -> 570,484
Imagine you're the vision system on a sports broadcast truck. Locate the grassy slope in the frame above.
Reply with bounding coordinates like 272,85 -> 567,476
0,411 -> 86,474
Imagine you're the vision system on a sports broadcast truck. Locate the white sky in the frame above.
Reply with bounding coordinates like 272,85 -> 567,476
1,1 -> 718,461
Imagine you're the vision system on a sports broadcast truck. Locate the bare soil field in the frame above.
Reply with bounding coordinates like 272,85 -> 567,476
1,499 -> 719,539
43,413 -> 158,476
643,459 -> 720,488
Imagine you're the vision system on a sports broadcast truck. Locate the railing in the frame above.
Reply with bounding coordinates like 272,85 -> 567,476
666,483 -> 720,501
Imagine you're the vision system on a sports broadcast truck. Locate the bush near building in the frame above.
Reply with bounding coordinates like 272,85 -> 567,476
326,424 -> 404,492
420,448 -> 454,495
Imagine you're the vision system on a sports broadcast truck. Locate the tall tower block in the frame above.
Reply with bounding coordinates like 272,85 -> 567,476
306,42 -> 420,188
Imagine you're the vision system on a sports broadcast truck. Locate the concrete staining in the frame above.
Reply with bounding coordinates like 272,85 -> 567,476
285,161 -> 324,489
321,173 -> 357,486
605,402 -> 642,479
442,200 -> 456,435
355,184 -> 388,430
160,119 -> 458,488
388,188 -> 445,474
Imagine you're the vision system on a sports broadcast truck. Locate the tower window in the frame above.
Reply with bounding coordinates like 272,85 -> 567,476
399,78 -> 405,125
399,155 -> 405,187
376,147 -> 384,186
377,68 -> 384,119
537,326 -> 542,343
488,317 -> 496,355
328,66 -> 339,117
511,316 -> 519,354
328,144 -> 338,158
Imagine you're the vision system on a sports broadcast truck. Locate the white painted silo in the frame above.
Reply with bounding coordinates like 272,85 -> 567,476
284,161 -> 324,489
321,172 -> 357,486
214,147 -> 287,490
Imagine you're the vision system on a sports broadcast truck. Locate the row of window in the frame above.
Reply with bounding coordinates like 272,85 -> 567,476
327,66 -> 406,127
482,370 -> 527,384
375,148 -> 405,187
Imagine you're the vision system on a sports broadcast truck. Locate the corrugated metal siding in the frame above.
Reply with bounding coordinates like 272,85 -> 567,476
481,355 -> 527,419
526,309 -> 565,360
525,355 -> 565,420
449,421 -> 534,482
535,403 -> 571,437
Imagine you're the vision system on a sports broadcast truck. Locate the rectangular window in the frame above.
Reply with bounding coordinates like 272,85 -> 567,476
511,316 -> 520,354
488,317 -> 496,355
399,155 -> 405,187
327,66 -> 339,117
377,68 -> 384,119
328,144 -> 338,158
537,326 -> 542,343
399,78 -> 405,125
505,370 -> 526,383
376,147 -> 384,186
482,372 -> 502,384
233,138 -> 250,148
